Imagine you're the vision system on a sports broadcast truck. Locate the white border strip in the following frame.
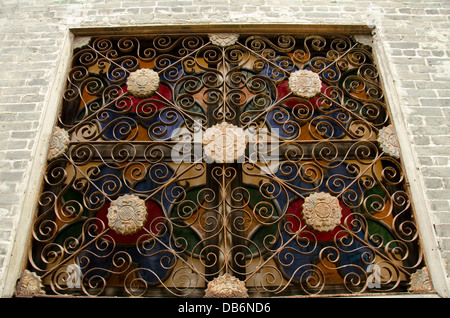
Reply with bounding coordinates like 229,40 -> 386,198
1,29 -> 74,297
372,30 -> 449,297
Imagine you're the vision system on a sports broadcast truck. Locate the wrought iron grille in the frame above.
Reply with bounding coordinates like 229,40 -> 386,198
18,33 -> 428,297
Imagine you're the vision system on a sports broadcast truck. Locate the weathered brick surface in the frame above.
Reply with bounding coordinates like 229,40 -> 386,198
0,0 -> 449,295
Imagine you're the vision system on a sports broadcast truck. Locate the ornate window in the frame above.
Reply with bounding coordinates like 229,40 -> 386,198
17,32 -> 430,297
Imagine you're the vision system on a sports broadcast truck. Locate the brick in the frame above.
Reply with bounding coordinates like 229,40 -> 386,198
397,72 -> 431,80
389,42 -> 420,49
385,14 -> 412,21
406,115 -> 424,126
436,224 -> 450,237
16,112 -> 42,121
417,49 -> 432,57
415,146 -> 450,157
420,98 -> 450,107
4,150 -> 32,160
0,141 -> 28,151
0,121 -> 33,132
421,167 -> 450,178
10,131 -> 36,139
442,239 -> 450,252
0,244 -> 9,256
426,57 -> 449,66
434,157 -> 449,166
424,120 -> 447,130
409,108 -> 444,118
402,49 -> 417,56
424,178 -> 444,189
0,183 -> 16,194
0,171 -> 24,182
404,88 -> 438,98
0,104 -> 36,113
426,9 -> 440,15
431,202 -> 450,212
413,136 -> 431,145
0,114 -> 16,121
415,80 -> 449,90
417,156 -> 434,166
431,136 -> 450,145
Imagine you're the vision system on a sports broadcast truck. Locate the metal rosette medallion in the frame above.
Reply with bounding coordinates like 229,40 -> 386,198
377,124 -> 400,158
302,192 -> 342,232
208,34 -> 239,47
48,126 -> 70,161
288,69 -> 322,99
204,273 -> 249,298
16,270 -> 45,296
107,194 -> 148,235
126,68 -> 160,98
202,122 -> 247,163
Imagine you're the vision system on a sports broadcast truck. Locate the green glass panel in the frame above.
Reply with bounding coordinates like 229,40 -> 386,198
367,219 -> 397,248
172,223 -> 203,255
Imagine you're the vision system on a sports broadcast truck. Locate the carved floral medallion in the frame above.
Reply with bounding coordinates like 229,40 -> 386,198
202,122 -> 247,163
408,268 -> 433,293
302,192 -> 342,232
288,69 -> 322,99
204,273 -> 249,298
378,125 -> 400,158
48,127 -> 70,161
16,270 -> 45,296
126,68 -> 160,98
208,34 -> 239,47
107,194 -> 148,235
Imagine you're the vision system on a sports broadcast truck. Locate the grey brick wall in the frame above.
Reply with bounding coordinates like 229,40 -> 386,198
0,0 -> 449,296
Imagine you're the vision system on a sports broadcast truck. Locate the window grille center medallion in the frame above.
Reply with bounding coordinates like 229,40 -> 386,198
302,192 -> 342,232
107,194 -> 148,235
202,122 -> 247,163
288,69 -> 322,98
126,68 -> 160,98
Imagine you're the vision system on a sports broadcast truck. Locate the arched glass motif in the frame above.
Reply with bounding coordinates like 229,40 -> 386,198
20,33 -> 426,297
